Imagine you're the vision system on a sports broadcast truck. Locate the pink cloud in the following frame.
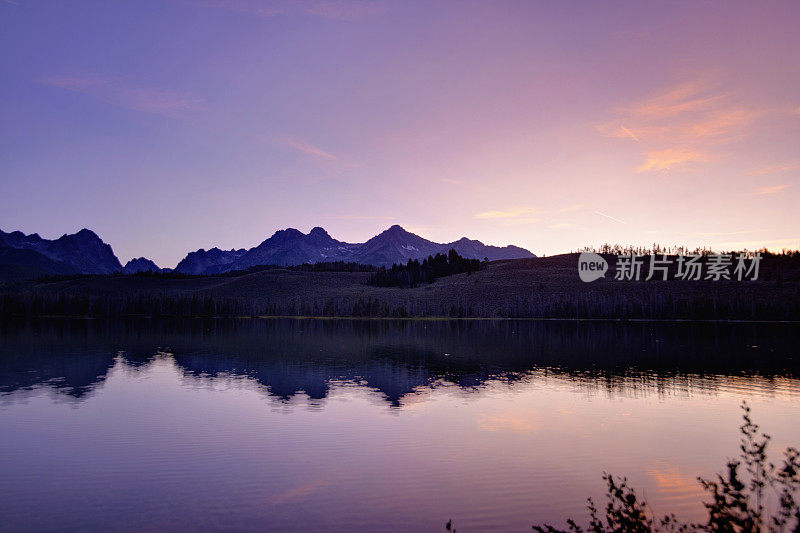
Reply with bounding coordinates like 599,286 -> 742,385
598,79 -> 768,173
750,163 -> 800,176
752,184 -> 789,195
269,136 -> 338,160
636,148 -> 707,173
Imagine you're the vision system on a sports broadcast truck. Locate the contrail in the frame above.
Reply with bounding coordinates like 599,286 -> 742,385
594,211 -> 627,224
620,125 -> 640,142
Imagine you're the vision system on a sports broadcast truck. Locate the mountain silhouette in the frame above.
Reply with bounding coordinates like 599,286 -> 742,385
0,224 -> 535,280
175,224 -> 535,273
174,247 -> 248,275
0,228 -> 122,278
122,257 -> 161,274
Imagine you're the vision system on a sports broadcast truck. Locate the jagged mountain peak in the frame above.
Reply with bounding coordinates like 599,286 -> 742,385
309,226 -> 330,237
174,224 -> 535,272
380,224 -> 414,237
275,227 -> 303,236
0,227 -> 122,276
1,224 -> 535,280
75,228 -> 99,238
123,257 -> 160,274
371,224 -> 421,241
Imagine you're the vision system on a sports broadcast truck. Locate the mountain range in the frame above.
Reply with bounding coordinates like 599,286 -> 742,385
174,225 -> 534,274
0,225 -> 535,280
0,228 -> 122,280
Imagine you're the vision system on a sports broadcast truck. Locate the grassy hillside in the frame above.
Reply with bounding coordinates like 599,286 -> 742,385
2,254 -> 798,320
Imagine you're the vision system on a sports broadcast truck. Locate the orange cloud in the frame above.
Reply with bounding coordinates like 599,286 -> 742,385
599,80 -> 767,173
752,184 -> 789,195
637,148 -> 706,172
685,107 -> 762,142
475,204 -> 585,227
621,80 -> 729,120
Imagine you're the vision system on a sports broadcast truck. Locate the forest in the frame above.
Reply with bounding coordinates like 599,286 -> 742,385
367,250 -> 482,287
1,252 -> 798,321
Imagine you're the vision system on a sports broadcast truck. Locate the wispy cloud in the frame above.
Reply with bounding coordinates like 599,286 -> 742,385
637,148 -> 706,173
687,230 -> 761,237
752,184 -> 789,195
265,136 -> 337,160
474,204 -> 583,226
284,138 -> 337,160
548,222 -> 577,229
441,178 -> 463,185
474,206 -> 537,219
621,80 -> 729,120
38,75 -> 201,117
598,79 -> 765,172
325,215 -> 396,220
750,163 -> 800,176
189,0 -> 388,21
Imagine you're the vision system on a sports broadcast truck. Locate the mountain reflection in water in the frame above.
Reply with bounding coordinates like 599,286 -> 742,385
2,318 -> 798,407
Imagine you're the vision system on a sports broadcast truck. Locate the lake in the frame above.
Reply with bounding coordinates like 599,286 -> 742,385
1,318 -> 799,532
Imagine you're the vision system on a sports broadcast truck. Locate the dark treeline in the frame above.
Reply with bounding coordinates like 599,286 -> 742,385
367,249 -> 482,288
234,261 -> 378,274
579,243 -> 800,258
3,282 -> 798,320
34,261 -> 379,283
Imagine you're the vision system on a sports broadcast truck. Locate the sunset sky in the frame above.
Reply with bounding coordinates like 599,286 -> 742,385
2,0 -> 798,267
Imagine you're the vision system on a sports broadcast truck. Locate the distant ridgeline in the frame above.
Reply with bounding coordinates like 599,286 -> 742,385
171,225 -> 532,274
35,251 -> 481,288
0,225 -> 533,282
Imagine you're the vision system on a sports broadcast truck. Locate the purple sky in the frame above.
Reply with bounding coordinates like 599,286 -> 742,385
1,0 -> 798,267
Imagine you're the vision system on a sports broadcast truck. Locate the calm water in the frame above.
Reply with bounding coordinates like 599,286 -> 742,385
1,319 -> 799,532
